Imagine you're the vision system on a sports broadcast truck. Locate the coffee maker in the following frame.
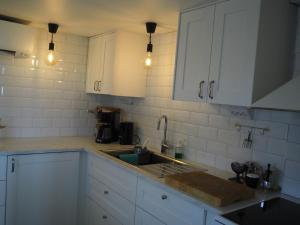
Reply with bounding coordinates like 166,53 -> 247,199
95,106 -> 120,143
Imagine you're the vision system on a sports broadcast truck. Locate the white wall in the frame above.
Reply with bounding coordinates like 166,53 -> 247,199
0,29 -> 112,137
0,11 -> 300,199
112,29 -> 300,198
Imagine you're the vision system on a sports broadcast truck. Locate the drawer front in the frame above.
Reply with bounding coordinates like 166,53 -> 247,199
135,207 -> 166,225
0,206 -> 4,225
87,154 -> 137,202
87,176 -> 135,225
85,197 -> 122,225
0,181 -> 5,206
137,178 -> 205,225
0,156 -> 7,181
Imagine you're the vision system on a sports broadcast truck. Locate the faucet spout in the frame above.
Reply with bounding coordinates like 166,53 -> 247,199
157,115 -> 168,154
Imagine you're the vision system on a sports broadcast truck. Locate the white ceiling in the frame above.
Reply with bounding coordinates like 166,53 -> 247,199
0,0 -> 212,37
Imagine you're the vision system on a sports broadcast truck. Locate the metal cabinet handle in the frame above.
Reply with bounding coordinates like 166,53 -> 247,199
102,215 -> 107,219
161,194 -> 168,200
104,190 -> 109,194
94,81 -> 97,91
11,158 -> 15,173
198,81 -> 205,99
209,80 -> 215,99
97,81 -> 101,92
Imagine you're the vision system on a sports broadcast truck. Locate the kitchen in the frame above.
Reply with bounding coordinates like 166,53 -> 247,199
0,0 -> 300,225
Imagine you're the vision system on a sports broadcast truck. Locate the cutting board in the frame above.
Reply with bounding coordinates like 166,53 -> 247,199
165,171 -> 255,207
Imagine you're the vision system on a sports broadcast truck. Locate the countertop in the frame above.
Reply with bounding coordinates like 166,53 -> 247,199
0,136 -> 296,215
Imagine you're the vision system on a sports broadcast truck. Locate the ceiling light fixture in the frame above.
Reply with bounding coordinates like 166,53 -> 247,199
145,22 -> 157,67
46,23 -> 59,66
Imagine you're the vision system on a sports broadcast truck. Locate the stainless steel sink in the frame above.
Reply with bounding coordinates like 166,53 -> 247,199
101,149 -> 207,178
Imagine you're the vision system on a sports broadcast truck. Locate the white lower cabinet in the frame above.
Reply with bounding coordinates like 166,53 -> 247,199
0,156 -> 7,225
6,152 -> 80,225
86,176 -> 135,225
87,154 -> 137,203
85,197 -> 122,225
136,178 -> 205,225
0,207 -> 4,225
0,156 -> 7,181
135,207 -> 166,225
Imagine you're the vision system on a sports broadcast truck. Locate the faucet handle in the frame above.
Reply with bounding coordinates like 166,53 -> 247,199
161,143 -> 169,154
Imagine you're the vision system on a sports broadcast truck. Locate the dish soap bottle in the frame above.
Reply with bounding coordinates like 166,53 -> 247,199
174,141 -> 184,159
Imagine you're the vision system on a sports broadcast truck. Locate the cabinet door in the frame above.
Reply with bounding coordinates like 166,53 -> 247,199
85,198 -> 121,225
137,178 -> 205,225
208,0 -> 260,106
135,207 -> 166,225
86,35 -> 105,94
101,33 -> 116,94
173,5 -> 215,102
6,152 -> 80,225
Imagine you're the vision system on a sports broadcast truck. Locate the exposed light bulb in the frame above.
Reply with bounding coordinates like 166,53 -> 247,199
145,52 -> 152,67
46,50 -> 57,65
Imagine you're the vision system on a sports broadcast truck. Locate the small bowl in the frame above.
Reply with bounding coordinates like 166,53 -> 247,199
245,173 -> 260,188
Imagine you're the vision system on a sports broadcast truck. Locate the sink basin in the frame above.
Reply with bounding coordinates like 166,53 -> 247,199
101,149 -> 207,178
102,149 -> 177,165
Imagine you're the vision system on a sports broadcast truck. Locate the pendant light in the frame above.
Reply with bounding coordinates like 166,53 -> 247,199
46,23 -> 59,66
145,22 -> 157,67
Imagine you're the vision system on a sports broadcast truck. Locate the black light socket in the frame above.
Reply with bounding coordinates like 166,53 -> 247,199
147,43 -> 153,52
48,23 -> 59,34
146,22 -> 157,34
48,42 -> 55,51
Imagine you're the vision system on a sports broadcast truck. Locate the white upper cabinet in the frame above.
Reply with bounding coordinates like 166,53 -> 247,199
173,0 -> 296,107
173,5 -> 215,102
86,35 -> 106,94
86,31 -> 147,97
208,0 -> 261,106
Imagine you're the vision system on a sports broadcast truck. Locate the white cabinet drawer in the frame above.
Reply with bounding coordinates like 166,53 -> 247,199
85,197 -> 122,225
137,178 -> 205,225
87,176 -> 135,225
0,206 -> 4,225
135,207 -> 166,225
87,154 -> 137,202
0,156 -> 7,181
0,181 -> 5,206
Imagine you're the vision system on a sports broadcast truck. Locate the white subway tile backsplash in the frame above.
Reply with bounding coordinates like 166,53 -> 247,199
207,141 -> 227,157
288,125 -> 300,144
198,126 -> 218,140
284,160 -> 300,181
282,178 -> 300,198
218,129 -> 240,146
197,151 -> 215,167
253,150 -> 284,170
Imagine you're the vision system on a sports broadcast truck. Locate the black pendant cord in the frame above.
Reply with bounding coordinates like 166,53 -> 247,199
149,33 -> 152,45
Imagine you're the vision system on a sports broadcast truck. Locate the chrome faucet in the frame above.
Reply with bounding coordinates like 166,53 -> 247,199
157,115 -> 168,154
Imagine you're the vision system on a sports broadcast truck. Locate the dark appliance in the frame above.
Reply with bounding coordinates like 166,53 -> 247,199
95,107 -> 120,143
222,197 -> 300,225
119,122 -> 134,145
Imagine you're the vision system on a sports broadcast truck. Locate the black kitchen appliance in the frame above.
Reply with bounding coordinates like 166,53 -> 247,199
221,197 -> 300,225
95,107 -> 120,143
119,122 -> 134,145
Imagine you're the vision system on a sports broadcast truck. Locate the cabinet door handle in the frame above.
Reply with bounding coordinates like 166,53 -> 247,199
209,80 -> 215,99
94,81 -> 97,91
161,194 -> 168,200
11,158 -> 15,173
104,190 -> 109,194
97,81 -> 101,92
198,81 -> 205,99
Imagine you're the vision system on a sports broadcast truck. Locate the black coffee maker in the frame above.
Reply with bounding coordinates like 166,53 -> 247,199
95,107 -> 120,143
